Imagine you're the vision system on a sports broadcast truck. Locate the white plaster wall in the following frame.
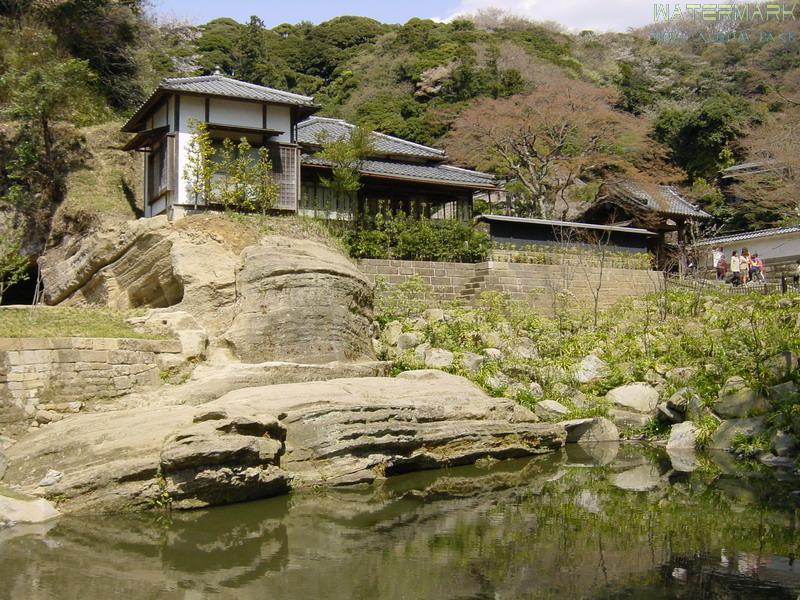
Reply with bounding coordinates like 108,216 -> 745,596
716,234 -> 800,262
176,95 -> 206,205
267,105 -> 292,143
209,98 -> 262,128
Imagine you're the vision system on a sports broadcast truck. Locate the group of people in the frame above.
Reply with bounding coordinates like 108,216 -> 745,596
712,247 -> 766,285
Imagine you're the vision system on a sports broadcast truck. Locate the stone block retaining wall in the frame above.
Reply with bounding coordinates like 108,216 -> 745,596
358,259 -> 663,312
0,337 -> 182,414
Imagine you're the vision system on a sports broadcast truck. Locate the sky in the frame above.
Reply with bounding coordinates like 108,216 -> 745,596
151,0 -> 656,32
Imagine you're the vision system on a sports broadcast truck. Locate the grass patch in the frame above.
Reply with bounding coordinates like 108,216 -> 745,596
0,306 -> 167,339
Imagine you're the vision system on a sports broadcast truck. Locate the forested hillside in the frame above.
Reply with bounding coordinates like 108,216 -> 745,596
1,2 -> 799,250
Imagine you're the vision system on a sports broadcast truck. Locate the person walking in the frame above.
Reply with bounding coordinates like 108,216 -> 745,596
729,250 -> 740,285
713,246 -> 724,280
750,253 -> 765,283
739,248 -> 750,285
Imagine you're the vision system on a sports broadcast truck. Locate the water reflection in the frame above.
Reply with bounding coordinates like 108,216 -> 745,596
1,445 -> 799,600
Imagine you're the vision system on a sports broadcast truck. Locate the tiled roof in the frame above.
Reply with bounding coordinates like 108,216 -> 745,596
159,75 -> 317,107
122,75 -> 318,132
613,182 -> 711,219
302,155 -> 498,189
695,224 -> 800,246
475,214 -> 657,236
297,116 -> 446,160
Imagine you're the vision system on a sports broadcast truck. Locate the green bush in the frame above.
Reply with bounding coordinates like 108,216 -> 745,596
342,212 -> 490,262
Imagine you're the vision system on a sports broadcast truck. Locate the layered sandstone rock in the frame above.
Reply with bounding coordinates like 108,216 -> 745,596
2,371 -> 564,513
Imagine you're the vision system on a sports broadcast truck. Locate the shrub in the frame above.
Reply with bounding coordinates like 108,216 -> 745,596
342,212 -> 490,262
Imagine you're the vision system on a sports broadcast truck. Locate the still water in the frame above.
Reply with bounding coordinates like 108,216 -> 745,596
1,444 -> 799,599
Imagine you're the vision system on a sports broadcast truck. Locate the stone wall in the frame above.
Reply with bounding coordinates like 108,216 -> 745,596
358,259 -> 663,312
0,337 -> 183,416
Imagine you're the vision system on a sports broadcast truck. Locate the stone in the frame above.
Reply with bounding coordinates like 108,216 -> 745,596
768,381 -> 799,401
396,333 -> 421,351
666,422 -> 697,451
383,321 -> 403,346
657,402 -> 683,424
713,376 -> 768,418
37,470 -> 63,487
480,331 -> 502,348
414,343 -> 431,360
485,372 -> 510,391
529,382 -> 544,398
573,354 -> 609,384
606,383 -> 659,414
771,431 -> 798,457
422,308 -> 445,323
482,348 -> 503,361
423,348 -> 454,369
709,417 -> 767,450
177,329 -> 208,360
763,351 -> 798,383
667,449 -> 697,473
666,388 -> 694,413
608,409 -> 651,429
2,371 -> 565,514
534,400 -> 569,420
372,338 -> 385,356
759,454 -> 796,468
224,238 -> 375,364
0,495 -> 60,527
552,383 -> 587,407
510,337 -> 538,360
461,352 -> 484,373
0,452 -> 6,480
34,410 -> 62,425
560,418 -> 619,443
0,436 -> 16,451
613,465 -> 661,492
644,369 -> 665,387
665,367 -> 696,384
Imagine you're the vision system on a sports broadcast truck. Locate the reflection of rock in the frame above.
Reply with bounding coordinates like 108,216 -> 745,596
3,371 -> 565,513
565,442 -> 620,466
574,489 -> 602,514
613,465 -> 661,491
667,449 -> 697,473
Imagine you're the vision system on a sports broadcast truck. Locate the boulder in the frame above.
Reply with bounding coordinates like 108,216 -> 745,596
414,343 -> 431,360
666,388 -> 694,413
764,351 -> 798,383
606,383 -> 659,414
666,422 -> 697,451
396,333 -> 421,351
460,352 -> 484,373
573,354 -> 609,384
224,238 -> 375,364
510,337 -> 538,360
768,380 -> 799,401
771,431 -> 798,457
34,410 -> 62,425
422,308 -> 445,323
713,377 -> 768,418
665,367 -> 696,384
529,382 -> 544,398
383,321 -> 403,346
709,417 -> 767,450
560,418 -> 619,443
613,465 -> 661,492
2,371 -> 565,513
656,402 -> 683,424
0,494 -> 60,528
552,383 -> 588,408
482,348 -> 503,361
608,409 -> 651,429
534,400 -> 569,420
423,348 -> 454,369
480,331 -> 502,348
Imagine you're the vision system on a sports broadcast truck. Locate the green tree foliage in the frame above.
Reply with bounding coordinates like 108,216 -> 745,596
0,233 -> 29,304
652,94 -> 762,181
614,62 -> 656,115
183,120 -> 278,213
315,125 -> 374,193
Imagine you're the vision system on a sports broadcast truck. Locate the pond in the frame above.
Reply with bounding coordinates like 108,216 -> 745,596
1,444 -> 799,599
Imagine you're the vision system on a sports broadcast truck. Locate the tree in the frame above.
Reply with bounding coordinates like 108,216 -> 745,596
183,120 -> 216,208
446,76 -> 645,219
0,233 -> 29,304
315,125 -> 374,194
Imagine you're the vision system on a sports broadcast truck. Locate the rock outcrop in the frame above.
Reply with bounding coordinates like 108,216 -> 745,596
2,371 -> 565,513
38,217 -> 376,364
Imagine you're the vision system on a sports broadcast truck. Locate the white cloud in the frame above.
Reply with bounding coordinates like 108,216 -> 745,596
448,0 -> 655,32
